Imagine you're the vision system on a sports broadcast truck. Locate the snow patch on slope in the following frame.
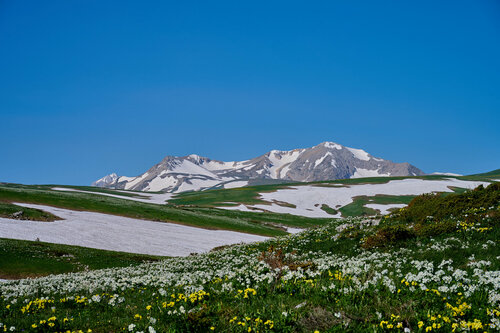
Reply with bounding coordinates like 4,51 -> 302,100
124,173 -> 149,190
203,160 -> 250,171
219,178 -> 490,218
92,173 -> 118,187
268,150 -> 303,179
0,204 -> 267,257
224,181 -> 249,189
250,203 -> 342,218
347,147 -> 370,161
323,142 -> 342,150
172,160 -> 219,178
314,152 -> 333,167
352,168 -> 390,178
432,172 -> 463,176
118,176 -> 135,183
364,203 -> 407,215
176,178 -> 222,192
145,175 -> 178,192
219,204 -> 256,212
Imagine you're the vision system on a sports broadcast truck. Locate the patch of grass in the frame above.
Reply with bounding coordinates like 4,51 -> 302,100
181,207 -> 331,229
460,168 -> 500,180
339,195 -> 415,217
169,185 -> 290,207
271,200 -> 297,208
0,201 -> 60,221
0,238 -> 164,279
361,225 -> 415,249
339,198 -> 378,217
41,184 -> 151,198
320,204 -> 338,215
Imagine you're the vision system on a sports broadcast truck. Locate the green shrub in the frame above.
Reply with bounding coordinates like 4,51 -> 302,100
363,183 -> 500,248
414,220 -> 456,237
362,225 -> 415,248
388,182 -> 500,225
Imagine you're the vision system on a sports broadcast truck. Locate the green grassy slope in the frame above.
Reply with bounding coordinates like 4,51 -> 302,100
0,184 -> 331,237
465,168 -> 500,178
0,170 -> 496,237
0,201 -> 60,221
338,195 -> 416,217
0,183 -> 498,332
48,185 -> 151,198
170,171 -> 498,208
338,186 -> 470,218
0,238 -> 164,279
169,184 -> 294,206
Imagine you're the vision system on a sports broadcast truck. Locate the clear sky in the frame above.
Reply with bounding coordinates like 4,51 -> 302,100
1,1 -> 499,185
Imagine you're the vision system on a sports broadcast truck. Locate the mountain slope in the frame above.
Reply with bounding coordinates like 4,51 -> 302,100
93,142 -> 424,193
2,184 -> 499,332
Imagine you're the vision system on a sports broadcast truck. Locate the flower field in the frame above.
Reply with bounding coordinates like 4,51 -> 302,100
1,183 -> 499,332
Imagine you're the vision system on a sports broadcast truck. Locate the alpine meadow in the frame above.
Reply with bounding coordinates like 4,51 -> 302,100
1,1 -> 499,332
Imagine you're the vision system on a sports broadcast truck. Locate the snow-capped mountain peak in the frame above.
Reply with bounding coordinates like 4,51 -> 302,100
320,141 -> 343,150
92,142 -> 424,193
91,173 -> 118,187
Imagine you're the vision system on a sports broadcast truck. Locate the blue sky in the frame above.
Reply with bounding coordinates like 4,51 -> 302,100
1,1 -> 499,185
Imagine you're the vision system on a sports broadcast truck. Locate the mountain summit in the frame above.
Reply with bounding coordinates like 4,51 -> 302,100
92,142 -> 424,193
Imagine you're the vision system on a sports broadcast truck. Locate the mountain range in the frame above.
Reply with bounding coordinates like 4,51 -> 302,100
92,142 -> 424,193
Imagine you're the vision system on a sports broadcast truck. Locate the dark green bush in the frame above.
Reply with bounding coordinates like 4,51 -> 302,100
362,225 -> 415,248
389,182 -> 500,224
363,183 -> 500,249
414,220 -> 456,237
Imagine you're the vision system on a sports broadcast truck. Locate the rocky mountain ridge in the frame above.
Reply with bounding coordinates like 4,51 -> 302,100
92,142 -> 424,193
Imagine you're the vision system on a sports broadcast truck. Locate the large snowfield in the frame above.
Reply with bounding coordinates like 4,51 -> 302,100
0,203 -> 267,257
218,178 -> 491,217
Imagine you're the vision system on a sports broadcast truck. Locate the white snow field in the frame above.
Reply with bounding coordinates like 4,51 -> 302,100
352,168 -> 391,178
364,203 -> 407,215
346,147 -> 370,161
217,204 -> 257,212
251,203 -> 342,218
0,203 -> 267,257
431,172 -> 463,176
52,187 -> 173,204
218,178 -> 490,218
224,180 -> 249,189
285,227 -> 305,234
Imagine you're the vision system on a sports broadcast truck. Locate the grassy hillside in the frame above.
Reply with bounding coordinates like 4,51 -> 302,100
0,238 -> 164,279
168,176 -> 414,207
0,184 -> 331,237
170,172 -> 498,208
362,182 -> 500,248
1,183 -> 498,332
338,194 -> 415,217
463,168 -> 500,179
0,201 -> 60,221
